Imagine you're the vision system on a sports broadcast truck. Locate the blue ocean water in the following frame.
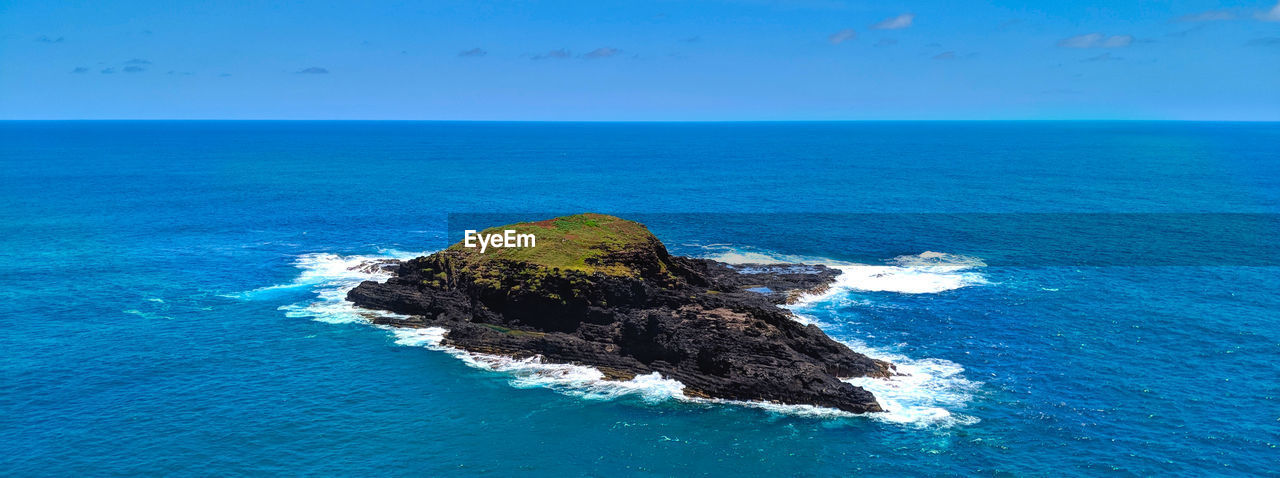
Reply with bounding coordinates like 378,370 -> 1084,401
1,121 -> 1277,476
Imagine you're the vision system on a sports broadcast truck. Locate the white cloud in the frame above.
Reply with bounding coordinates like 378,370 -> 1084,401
828,28 -> 856,44
1083,52 -> 1123,62
1057,33 -> 1133,48
871,13 -> 914,30
1102,35 -> 1133,47
583,47 -> 619,59
1257,0 -> 1280,21
532,49 -> 571,60
1058,33 -> 1102,48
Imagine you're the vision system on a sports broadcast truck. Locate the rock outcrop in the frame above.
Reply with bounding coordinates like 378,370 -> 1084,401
347,214 -> 892,413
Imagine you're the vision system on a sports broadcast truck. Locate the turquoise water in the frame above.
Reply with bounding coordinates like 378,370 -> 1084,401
1,121 -> 1278,476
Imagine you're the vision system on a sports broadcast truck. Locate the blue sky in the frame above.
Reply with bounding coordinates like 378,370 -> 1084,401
1,0 -> 1278,120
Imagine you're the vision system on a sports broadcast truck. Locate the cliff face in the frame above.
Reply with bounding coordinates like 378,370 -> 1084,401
347,214 -> 892,413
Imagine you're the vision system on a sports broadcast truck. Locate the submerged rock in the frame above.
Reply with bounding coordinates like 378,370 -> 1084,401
347,213 -> 892,413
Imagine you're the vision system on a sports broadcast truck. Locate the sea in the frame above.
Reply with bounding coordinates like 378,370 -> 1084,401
1,121 -> 1277,476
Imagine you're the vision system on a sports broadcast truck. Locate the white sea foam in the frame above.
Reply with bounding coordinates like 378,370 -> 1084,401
265,252 -> 689,403
701,247 -> 987,297
700,248 -> 822,266
268,251 -> 422,324
387,327 -> 688,402
701,246 -> 984,426
390,321 -> 952,421
840,340 -> 980,427
226,249 -> 421,300
820,259 -> 986,296
260,248 -> 980,427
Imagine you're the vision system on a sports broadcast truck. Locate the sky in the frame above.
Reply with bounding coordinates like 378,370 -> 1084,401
1,0 -> 1278,120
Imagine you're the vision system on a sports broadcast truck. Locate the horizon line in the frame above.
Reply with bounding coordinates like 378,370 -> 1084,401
2,119 -> 1278,123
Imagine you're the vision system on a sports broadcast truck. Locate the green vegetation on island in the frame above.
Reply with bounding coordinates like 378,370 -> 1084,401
446,213 -> 675,278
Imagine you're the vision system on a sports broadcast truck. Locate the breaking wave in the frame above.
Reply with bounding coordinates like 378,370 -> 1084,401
797,315 -> 981,427
266,251 -> 688,404
703,246 -> 984,426
390,327 -> 687,402
225,249 -> 421,301
699,246 -> 986,296
250,248 -> 982,427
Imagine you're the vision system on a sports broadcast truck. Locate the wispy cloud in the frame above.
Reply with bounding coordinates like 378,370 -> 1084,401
1083,52 -> 1123,62
296,67 -> 329,74
1104,35 -> 1134,47
1166,24 -> 1206,38
874,38 -> 897,47
828,28 -> 856,44
583,47 -> 620,59
1258,0 -> 1280,21
1058,33 -> 1133,48
532,49 -> 571,60
100,68 -> 115,74
871,13 -> 914,30
1177,10 -> 1235,22
36,35 -> 64,43
125,58 -> 152,65
458,48 -> 487,57
932,51 -> 956,60
70,67 -> 88,74
1247,36 -> 1280,46
682,36 -> 701,43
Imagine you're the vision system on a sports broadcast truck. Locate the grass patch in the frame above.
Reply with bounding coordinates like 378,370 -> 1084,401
447,213 -> 665,277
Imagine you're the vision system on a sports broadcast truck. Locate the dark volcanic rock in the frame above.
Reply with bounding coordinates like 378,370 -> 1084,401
346,214 -> 892,413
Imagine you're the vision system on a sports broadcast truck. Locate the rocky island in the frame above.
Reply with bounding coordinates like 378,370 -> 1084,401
348,214 -> 893,413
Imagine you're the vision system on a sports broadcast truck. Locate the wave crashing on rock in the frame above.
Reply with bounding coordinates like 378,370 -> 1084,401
346,214 -> 895,413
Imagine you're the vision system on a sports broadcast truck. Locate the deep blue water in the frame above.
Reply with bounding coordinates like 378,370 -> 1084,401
1,121 -> 1278,476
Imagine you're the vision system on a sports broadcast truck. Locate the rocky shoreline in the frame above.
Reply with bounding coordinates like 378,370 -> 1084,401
346,214 -> 893,413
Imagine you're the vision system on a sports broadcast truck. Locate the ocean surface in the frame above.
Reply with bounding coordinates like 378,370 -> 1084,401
1,121 -> 1277,476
